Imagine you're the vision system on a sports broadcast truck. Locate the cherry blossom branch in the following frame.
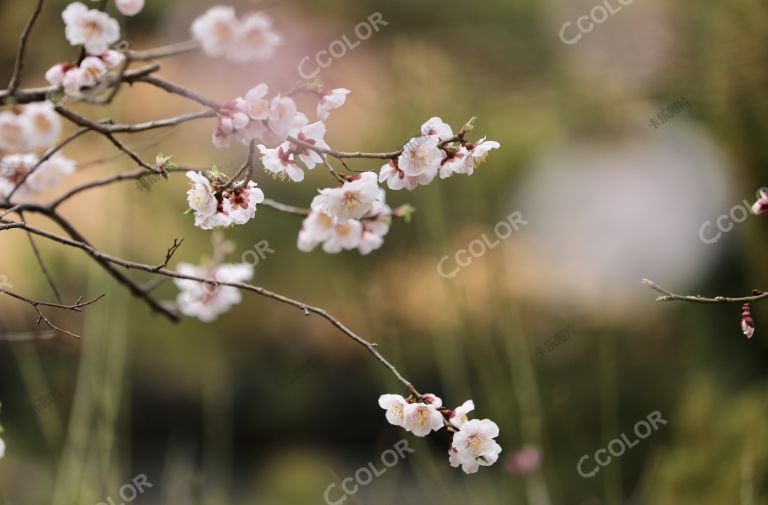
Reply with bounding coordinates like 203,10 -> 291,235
135,74 -> 223,111
287,135 -> 401,160
3,219 -> 420,396
642,278 -> 768,304
0,64 -> 160,104
6,0 -> 45,98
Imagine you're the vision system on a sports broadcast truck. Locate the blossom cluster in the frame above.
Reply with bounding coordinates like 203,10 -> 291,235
174,262 -> 253,322
298,172 -> 392,254
380,117 -> 500,191
192,6 -> 281,63
378,393 -> 502,474
185,169 -> 265,230
45,51 -> 126,96
0,103 -> 75,198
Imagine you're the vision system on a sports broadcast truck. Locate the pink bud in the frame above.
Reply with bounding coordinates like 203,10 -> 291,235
752,189 -> 768,215
101,50 -> 126,69
115,0 -> 144,16
741,303 -> 755,339
45,63 -> 67,86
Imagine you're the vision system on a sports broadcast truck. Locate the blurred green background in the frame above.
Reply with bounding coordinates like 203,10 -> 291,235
0,0 -> 767,504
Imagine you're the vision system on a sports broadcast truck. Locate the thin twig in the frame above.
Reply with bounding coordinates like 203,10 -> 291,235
642,279 -> 768,304
19,210 -> 63,303
0,287 -> 104,339
127,40 -> 201,61
6,0 -> 44,97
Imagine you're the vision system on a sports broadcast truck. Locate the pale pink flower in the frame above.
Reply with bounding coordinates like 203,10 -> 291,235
454,138 -> 501,175
741,303 -> 755,339
243,83 -> 270,120
0,154 -> 75,198
230,12 -> 281,63
114,0 -> 144,16
63,2 -> 120,55
62,67 -> 88,95
439,147 -> 469,179
317,88 -> 350,121
267,95 -> 299,138
752,189 -> 768,215
258,143 -> 305,182
79,56 -> 108,86
358,200 -> 391,255
421,116 -> 454,142
505,445 -> 541,475
101,49 -> 126,68
191,6 -> 240,57
45,63 -> 69,87
174,262 -> 253,322
292,121 -> 329,169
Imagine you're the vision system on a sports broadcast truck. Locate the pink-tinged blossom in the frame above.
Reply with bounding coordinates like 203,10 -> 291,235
212,100 -> 251,149
358,200 -> 392,255
439,147 -> 469,179
78,56 -> 108,86
62,67 -> 89,95
449,419 -> 502,474
191,7 -> 280,63
379,159 -> 435,191
0,154 -> 75,198
454,138 -> 501,176
191,6 -> 239,57
291,121 -> 329,169
101,49 -> 126,68
311,172 -> 381,221
421,116 -> 454,142
222,181 -> 265,225
62,2 -> 120,55
403,396 -> 444,437
752,189 -> 768,215
398,135 -> 444,178
505,445 -> 541,475
267,95 -> 299,138
0,436 -> 4,459
45,63 -> 69,87
317,88 -> 350,121
174,262 -> 253,322
185,171 -> 263,230
114,0 -> 144,16
378,394 -> 409,428
259,143 -> 305,182
243,83 -> 270,120
230,12 -> 282,63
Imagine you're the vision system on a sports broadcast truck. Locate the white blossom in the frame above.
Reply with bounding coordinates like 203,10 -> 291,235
101,49 -> 126,68
449,400 -> 475,429
378,394 -> 408,428
115,0 -> 144,16
322,219 -> 363,253
397,135 -> 444,179
243,83 -> 270,120
403,396 -> 444,437
449,419 -> 502,474
174,262 -> 253,322
317,88 -> 350,121
454,138 -> 501,176
311,171 -> 381,221
62,2 -> 120,55
297,210 -> 336,252
0,154 -> 75,198
22,103 -> 61,150
0,436 -> 4,459
358,200 -> 392,255
185,171 -> 263,230
45,63 -> 68,87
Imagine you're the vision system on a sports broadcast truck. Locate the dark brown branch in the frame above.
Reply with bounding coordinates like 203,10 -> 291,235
6,219 -> 419,395
19,210 -> 63,303
6,0 -> 44,97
